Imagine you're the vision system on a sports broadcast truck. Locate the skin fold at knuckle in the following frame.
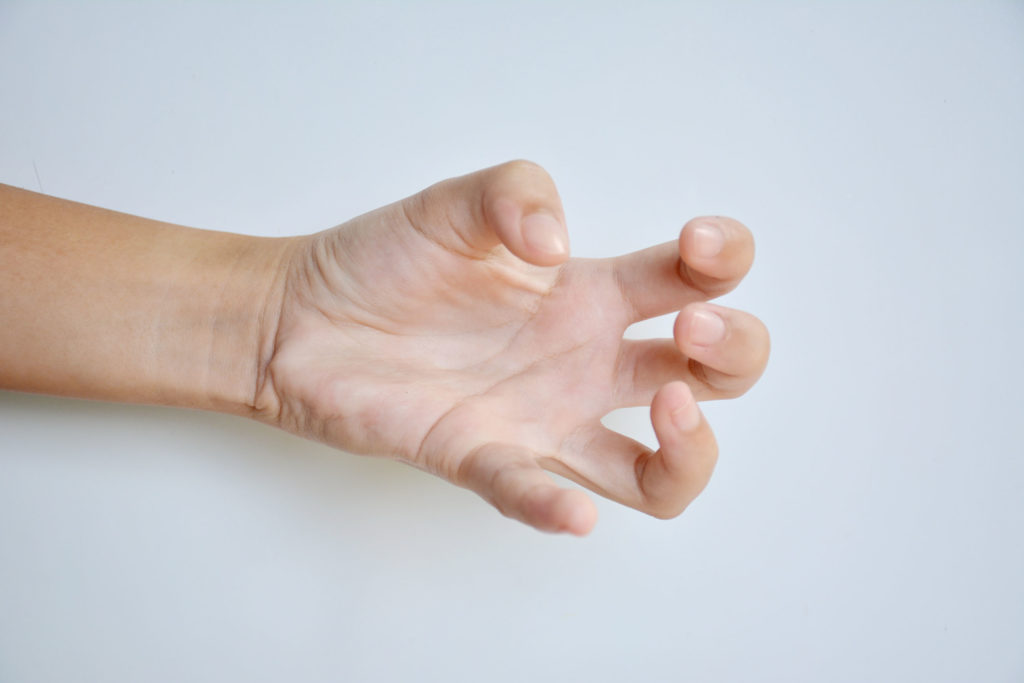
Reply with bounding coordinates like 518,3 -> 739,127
677,258 -> 738,299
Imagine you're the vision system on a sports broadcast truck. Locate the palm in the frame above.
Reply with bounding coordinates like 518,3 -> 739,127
271,204 -> 626,472
261,161 -> 767,535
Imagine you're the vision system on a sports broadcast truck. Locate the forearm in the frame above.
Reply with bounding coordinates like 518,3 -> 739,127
0,184 -> 292,416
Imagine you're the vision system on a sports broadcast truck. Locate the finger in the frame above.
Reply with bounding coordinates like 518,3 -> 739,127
550,382 -> 718,519
610,216 -> 755,322
615,303 -> 771,405
456,443 -> 597,536
673,302 -> 770,398
404,159 -> 570,267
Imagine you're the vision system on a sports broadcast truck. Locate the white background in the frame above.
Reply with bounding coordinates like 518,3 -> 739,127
2,2 -> 1022,681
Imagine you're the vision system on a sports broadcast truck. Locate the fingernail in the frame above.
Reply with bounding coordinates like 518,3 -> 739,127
689,308 -> 726,346
671,397 -> 701,432
521,212 -> 567,256
691,223 -> 724,259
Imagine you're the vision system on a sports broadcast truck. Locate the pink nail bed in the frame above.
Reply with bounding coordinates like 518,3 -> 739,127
689,309 -> 726,346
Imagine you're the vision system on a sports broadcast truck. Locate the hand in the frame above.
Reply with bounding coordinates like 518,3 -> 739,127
256,161 -> 769,535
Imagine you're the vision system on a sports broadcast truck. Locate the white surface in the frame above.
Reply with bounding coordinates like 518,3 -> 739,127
2,2 -> 1023,681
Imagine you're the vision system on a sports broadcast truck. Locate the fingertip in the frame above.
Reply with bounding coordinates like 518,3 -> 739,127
481,161 -> 569,266
682,220 -> 725,260
484,196 -> 570,266
523,486 -> 596,535
653,381 -> 701,434
558,489 -> 598,536
674,303 -> 728,352
413,160 -> 571,264
677,216 -> 754,291
642,382 -> 717,515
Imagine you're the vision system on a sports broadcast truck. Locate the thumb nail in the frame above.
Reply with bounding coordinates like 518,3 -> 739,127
521,212 -> 567,256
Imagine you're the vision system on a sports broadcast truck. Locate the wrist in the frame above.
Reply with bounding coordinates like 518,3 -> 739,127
199,232 -> 300,418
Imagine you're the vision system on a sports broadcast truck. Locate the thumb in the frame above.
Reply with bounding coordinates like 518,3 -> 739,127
404,159 -> 570,266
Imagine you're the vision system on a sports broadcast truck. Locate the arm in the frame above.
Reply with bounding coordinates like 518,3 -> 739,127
1,162 -> 769,535
0,184 -> 288,415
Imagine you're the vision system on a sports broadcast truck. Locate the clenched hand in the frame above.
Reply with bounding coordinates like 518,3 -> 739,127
257,161 -> 770,535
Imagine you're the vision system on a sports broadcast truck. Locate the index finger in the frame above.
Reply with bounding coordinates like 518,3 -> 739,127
610,216 -> 755,323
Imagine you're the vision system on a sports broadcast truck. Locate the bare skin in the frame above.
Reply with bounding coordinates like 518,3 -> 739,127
0,160 -> 769,535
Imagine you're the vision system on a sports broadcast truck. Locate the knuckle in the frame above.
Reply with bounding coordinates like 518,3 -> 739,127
719,215 -> 752,237
486,160 -> 562,217
497,159 -> 556,191
403,185 -> 433,225
501,158 -> 547,177
699,215 -> 753,250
